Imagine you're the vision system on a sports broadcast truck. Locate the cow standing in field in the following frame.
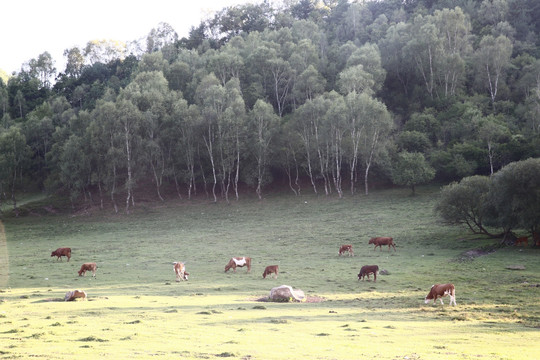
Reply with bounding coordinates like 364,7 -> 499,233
515,236 -> 528,247
51,247 -> 71,262
173,262 -> 189,281
263,265 -> 279,279
357,265 -> 379,282
368,237 -> 396,251
338,245 -> 354,257
424,283 -> 456,306
78,262 -> 97,277
225,257 -> 251,273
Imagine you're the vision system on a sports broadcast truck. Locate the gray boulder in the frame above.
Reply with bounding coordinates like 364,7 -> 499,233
269,285 -> 306,302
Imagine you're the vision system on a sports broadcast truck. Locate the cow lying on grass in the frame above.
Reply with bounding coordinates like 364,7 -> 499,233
51,247 -> 71,261
64,289 -> 87,301
263,265 -> 279,279
368,237 -> 396,251
357,265 -> 379,282
78,262 -> 97,277
338,244 -> 354,256
515,236 -> 528,247
173,262 -> 189,281
225,257 -> 251,273
425,283 -> 456,306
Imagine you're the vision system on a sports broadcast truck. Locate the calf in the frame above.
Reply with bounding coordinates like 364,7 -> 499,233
64,289 -> 87,301
357,265 -> 379,282
424,283 -> 456,306
263,265 -> 279,279
515,236 -> 528,247
225,257 -> 252,273
368,237 -> 396,251
78,262 -> 97,277
338,244 -> 354,257
51,247 -> 71,262
173,262 -> 189,281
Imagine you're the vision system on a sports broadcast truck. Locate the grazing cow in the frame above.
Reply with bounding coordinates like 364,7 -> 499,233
338,244 -> 354,257
78,262 -> 97,277
224,257 -> 251,273
263,265 -> 279,279
533,232 -> 540,247
51,247 -> 71,262
515,236 -> 528,247
357,265 -> 379,282
424,283 -> 456,306
173,262 -> 189,281
368,237 -> 396,251
64,289 -> 87,301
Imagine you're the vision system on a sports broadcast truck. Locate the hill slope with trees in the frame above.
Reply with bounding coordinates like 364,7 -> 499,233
1,0 -> 540,213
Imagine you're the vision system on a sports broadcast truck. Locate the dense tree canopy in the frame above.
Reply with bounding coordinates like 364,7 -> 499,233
1,0 -> 540,218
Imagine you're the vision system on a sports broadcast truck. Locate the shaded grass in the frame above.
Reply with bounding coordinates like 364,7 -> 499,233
1,186 -> 539,359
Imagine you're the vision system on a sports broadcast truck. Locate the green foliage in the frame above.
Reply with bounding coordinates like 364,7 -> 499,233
2,0 -> 540,205
391,151 -> 435,194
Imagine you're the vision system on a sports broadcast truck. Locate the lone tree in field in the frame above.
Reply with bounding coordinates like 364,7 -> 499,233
391,151 -> 435,195
484,158 -> 540,240
436,158 -> 540,240
435,175 -> 502,237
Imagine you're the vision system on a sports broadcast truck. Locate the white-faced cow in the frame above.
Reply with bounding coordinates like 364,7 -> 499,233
224,257 -> 251,273
173,262 -> 189,281
338,244 -> 354,257
51,247 -> 71,261
357,265 -> 379,282
78,262 -> 97,277
368,237 -> 396,251
424,283 -> 456,306
263,265 -> 279,279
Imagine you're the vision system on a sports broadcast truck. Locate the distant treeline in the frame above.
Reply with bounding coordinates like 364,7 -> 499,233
1,0 -> 540,212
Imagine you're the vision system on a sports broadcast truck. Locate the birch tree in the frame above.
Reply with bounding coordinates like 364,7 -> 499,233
475,35 -> 513,108
249,99 -> 279,199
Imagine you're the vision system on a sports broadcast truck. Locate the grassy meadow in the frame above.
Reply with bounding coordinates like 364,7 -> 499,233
1,187 -> 539,359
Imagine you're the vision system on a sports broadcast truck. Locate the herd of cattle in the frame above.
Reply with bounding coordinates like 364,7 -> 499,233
51,235 -> 457,305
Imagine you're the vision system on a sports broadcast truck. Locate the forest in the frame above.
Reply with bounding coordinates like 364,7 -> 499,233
1,0 -> 540,213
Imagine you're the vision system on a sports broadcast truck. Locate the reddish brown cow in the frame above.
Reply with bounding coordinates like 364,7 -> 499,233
515,236 -> 528,247
368,237 -> 396,251
534,232 -> 540,247
424,283 -> 456,306
173,262 -> 189,281
225,257 -> 252,273
64,289 -> 87,301
357,265 -> 379,282
338,244 -> 354,257
51,247 -> 71,262
78,262 -> 97,277
263,265 -> 279,279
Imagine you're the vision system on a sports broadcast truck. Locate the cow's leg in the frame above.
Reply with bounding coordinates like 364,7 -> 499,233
439,298 -> 444,305
373,273 -> 377,282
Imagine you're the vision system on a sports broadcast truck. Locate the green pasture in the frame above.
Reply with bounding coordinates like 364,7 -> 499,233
1,187 -> 539,359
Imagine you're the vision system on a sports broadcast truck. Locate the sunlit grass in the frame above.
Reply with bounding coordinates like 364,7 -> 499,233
1,186 -> 539,359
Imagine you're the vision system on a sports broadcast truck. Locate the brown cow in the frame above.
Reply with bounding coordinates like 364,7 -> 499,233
368,237 -> 396,251
534,232 -> 540,247
424,283 -> 456,306
263,265 -> 279,279
78,262 -> 97,277
64,289 -> 87,301
51,247 -> 71,261
357,265 -> 379,282
338,244 -> 354,257
225,257 -> 252,273
515,236 -> 528,247
173,262 -> 189,281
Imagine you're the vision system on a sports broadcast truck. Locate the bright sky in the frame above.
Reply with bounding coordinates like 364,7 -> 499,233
1,0 -> 256,74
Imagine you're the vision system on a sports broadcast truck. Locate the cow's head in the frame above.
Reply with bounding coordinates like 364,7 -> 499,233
183,272 -> 189,281
368,238 -> 374,244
